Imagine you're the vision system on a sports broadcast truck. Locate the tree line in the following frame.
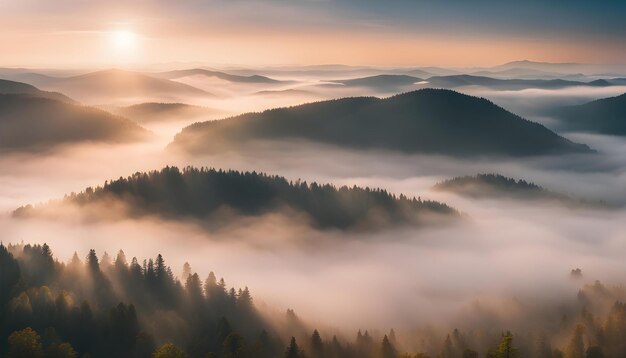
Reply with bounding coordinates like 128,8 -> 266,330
2,243 -> 626,357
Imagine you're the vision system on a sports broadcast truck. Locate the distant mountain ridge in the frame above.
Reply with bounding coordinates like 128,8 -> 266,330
0,94 -> 150,151
15,166 -> 458,231
111,102 -> 221,124
330,75 -> 422,89
433,173 -> 607,208
318,73 -> 622,93
11,69 -> 210,103
425,74 -> 610,90
155,69 -> 281,84
552,93 -> 626,135
0,79 -> 74,103
171,89 -> 592,157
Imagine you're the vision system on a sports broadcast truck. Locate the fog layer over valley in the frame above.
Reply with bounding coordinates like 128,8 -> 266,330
2,62 -> 626,357
3,136 -> 626,333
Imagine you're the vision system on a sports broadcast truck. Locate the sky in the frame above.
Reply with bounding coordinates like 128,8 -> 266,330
1,0 -> 626,68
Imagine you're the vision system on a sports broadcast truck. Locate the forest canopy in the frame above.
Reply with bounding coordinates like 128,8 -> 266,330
3,242 -> 626,358
15,166 -> 457,231
170,89 -> 592,157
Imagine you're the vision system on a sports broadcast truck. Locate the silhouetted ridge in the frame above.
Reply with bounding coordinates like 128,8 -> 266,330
112,102 -> 217,124
0,94 -> 150,151
425,74 -> 609,90
17,166 -> 457,230
172,89 -> 592,157
553,93 -> 626,135
156,69 -> 281,84
331,74 -> 422,89
434,173 -> 607,208
0,78 -> 74,102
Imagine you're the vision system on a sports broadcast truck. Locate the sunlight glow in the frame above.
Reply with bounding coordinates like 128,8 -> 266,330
110,30 -> 137,51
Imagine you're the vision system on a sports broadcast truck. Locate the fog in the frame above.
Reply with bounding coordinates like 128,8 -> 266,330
2,80 -> 626,355
2,141 -> 626,334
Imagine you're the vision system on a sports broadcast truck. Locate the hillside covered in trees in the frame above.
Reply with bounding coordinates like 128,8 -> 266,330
433,174 -> 605,208
170,89 -> 592,157
3,243 -> 626,358
0,79 -> 74,103
0,94 -> 150,152
15,166 -> 456,231
112,102 -> 219,124
553,93 -> 626,135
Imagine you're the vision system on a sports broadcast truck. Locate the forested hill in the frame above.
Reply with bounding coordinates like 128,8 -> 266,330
4,243 -> 626,358
0,78 -> 74,103
15,166 -> 457,230
0,94 -> 151,151
0,242 -> 275,358
170,89 -> 592,157
433,173 -> 606,208
553,92 -> 626,135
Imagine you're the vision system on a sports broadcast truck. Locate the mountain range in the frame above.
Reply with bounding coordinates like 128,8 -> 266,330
7,69 -> 210,103
154,69 -> 282,84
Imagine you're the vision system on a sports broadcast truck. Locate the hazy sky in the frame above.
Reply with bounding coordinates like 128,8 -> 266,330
1,0 -> 625,68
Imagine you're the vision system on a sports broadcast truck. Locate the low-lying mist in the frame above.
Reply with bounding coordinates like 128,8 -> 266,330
2,132 -> 626,339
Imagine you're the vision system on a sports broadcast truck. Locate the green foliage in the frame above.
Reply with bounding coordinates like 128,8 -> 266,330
46,342 -> 78,358
494,331 -> 518,358
565,325 -> 585,358
7,327 -> 44,358
153,343 -> 188,358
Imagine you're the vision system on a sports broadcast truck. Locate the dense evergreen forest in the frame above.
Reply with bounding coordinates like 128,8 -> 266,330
3,243 -> 626,358
171,89 -> 591,157
15,166 -> 456,230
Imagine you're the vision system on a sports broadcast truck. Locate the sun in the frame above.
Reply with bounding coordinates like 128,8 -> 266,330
110,30 -> 137,50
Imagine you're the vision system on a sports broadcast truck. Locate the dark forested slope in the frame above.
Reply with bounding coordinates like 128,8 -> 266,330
553,93 -> 626,135
0,94 -> 150,151
433,173 -> 606,208
15,166 -> 456,230
3,243 -> 626,358
0,79 -> 74,103
171,89 -> 591,157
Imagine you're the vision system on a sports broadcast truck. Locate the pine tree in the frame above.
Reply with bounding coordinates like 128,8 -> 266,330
115,250 -> 127,269
182,262 -> 191,281
442,334 -> 455,358
310,329 -> 324,358
496,331 -> 518,358
565,325 -> 585,358
223,332 -> 246,358
381,334 -> 397,358
86,249 -> 99,273
238,286 -> 253,308
285,337 -> 303,358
